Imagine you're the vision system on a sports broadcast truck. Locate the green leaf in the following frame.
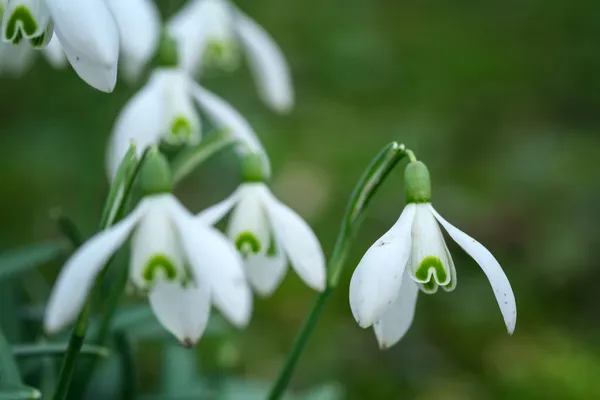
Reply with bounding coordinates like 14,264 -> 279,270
100,144 -> 139,228
161,344 -> 201,395
12,343 -> 109,358
0,383 -> 41,399
171,129 -> 240,185
0,242 -> 67,281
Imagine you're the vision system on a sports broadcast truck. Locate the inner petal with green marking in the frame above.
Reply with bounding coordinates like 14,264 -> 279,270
235,231 -> 262,257
205,40 -> 239,71
4,5 -> 38,43
143,254 -> 179,283
413,255 -> 453,294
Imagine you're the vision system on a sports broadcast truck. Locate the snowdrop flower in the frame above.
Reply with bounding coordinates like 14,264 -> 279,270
0,34 -> 66,76
105,0 -> 160,82
350,160 -> 516,349
167,0 -> 293,113
45,150 -> 252,345
197,153 -> 326,296
106,65 -> 267,179
1,0 -> 119,91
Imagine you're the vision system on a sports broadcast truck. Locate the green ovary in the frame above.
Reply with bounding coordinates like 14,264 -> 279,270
415,256 -> 453,292
235,232 -> 261,256
143,254 -> 178,282
5,6 -> 38,42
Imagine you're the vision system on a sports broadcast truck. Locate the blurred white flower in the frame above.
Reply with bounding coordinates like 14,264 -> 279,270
197,182 -> 326,296
1,0 -> 119,91
44,193 -> 252,346
106,66 -> 267,179
167,0 -> 294,113
349,164 -> 516,349
105,0 -> 160,83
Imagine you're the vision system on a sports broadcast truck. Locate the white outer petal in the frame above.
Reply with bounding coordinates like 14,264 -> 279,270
41,34 -> 68,68
148,281 -> 211,347
235,12 -> 293,113
259,185 -> 326,292
165,196 -> 253,328
349,204 -> 416,328
46,0 -> 119,92
195,187 -> 242,225
106,75 -> 165,179
44,202 -> 148,334
373,271 -> 419,349
106,0 -> 160,82
429,205 -> 517,334
245,243 -> 287,297
189,81 -> 271,176
166,0 -> 210,72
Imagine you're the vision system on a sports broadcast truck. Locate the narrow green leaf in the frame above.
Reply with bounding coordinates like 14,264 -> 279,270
113,332 -> 137,400
0,328 -> 41,399
171,130 -> 240,185
100,144 -> 138,229
0,242 -> 67,281
0,383 -> 41,399
12,344 -> 109,358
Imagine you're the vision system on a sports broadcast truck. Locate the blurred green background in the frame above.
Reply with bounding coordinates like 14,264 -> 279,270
2,0 -> 600,399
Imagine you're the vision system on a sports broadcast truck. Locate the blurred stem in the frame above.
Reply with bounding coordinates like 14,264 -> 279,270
0,326 -> 22,383
52,148 -> 149,400
12,343 -> 109,358
268,142 -> 412,400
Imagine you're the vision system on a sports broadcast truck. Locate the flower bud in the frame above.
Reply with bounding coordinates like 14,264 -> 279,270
240,152 -> 267,183
139,148 -> 173,195
404,161 -> 431,203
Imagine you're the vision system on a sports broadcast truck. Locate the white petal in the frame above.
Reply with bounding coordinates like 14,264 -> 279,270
236,12 -> 293,113
106,0 -> 160,82
195,187 -> 242,225
260,185 -> 326,292
148,281 -> 211,347
244,242 -> 287,296
44,202 -> 148,333
106,74 -> 164,179
349,204 -> 416,328
189,81 -> 271,177
0,41 -> 35,76
166,0 -> 210,72
46,0 -> 119,92
227,184 -> 270,256
166,196 -> 253,328
429,205 -> 517,334
41,34 -> 68,68
409,204 -> 453,293
129,195 -> 186,289
2,0 -> 52,44
373,271 -> 419,349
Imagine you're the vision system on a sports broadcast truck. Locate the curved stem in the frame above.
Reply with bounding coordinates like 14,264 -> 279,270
268,142 -> 412,399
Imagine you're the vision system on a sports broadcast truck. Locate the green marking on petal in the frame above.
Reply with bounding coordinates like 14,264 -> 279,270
421,279 -> 437,293
29,31 -> 45,48
414,256 -> 447,284
266,234 -> 277,257
170,116 -> 193,140
143,254 -> 178,282
205,40 -> 239,71
235,232 -> 261,256
5,6 -> 38,42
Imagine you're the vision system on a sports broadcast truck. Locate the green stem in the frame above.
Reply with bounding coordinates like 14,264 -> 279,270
52,149 -> 149,400
268,142 -> 412,400
12,344 -> 109,359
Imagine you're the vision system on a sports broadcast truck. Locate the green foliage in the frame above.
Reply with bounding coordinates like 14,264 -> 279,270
0,242 -> 67,281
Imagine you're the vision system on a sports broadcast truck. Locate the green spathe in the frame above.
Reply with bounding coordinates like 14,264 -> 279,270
404,161 -> 431,203
139,149 -> 173,195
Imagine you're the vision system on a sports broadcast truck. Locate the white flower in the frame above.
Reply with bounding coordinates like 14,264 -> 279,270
167,0 -> 293,113
1,0 -> 119,91
106,67 -> 267,179
197,182 -> 326,296
44,193 -> 252,346
105,0 -> 160,83
0,34 -> 66,76
349,203 -> 516,349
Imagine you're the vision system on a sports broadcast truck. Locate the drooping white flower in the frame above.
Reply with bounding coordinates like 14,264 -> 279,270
197,181 -> 326,296
349,161 -> 516,349
44,193 -> 252,345
167,0 -> 294,113
1,0 -> 119,91
105,0 -> 160,82
106,66 -> 267,179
